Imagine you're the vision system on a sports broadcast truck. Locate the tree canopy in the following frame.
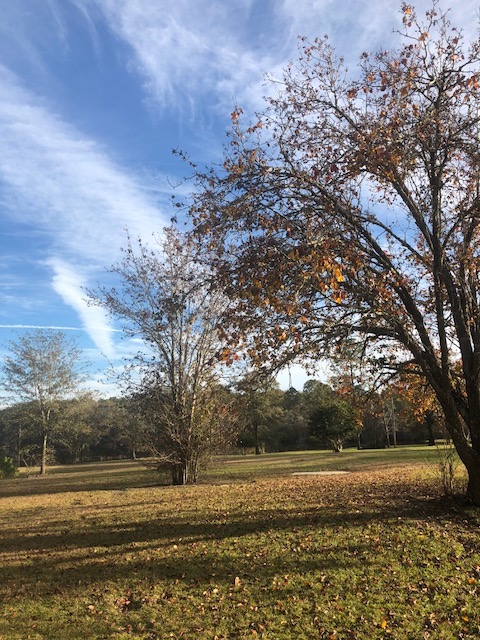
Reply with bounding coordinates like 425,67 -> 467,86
190,3 -> 480,502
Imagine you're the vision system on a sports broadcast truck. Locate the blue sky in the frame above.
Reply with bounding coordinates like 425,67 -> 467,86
0,0 -> 479,395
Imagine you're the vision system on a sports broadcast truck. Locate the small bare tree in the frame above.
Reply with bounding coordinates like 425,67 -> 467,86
90,227 -> 236,484
1,330 -> 84,474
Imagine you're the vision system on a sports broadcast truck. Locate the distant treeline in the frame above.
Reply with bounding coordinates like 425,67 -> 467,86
0,380 -> 442,469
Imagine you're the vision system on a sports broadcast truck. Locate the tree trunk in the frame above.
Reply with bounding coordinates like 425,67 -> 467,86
171,458 -> 198,485
441,407 -> 480,504
40,432 -> 48,475
446,421 -> 480,503
466,466 -> 480,504
187,458 -> 198,484
425,411 -> 436,446
254,424 -> 261,455
391,399 -> 397,448
330,438 -> 343,452
385,427 -> 391,448
455,445 -> 480,506
171,463 -> 184,485
17,426 -> 22,468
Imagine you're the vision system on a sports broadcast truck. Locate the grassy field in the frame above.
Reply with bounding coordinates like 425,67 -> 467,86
1,447 -> 479,639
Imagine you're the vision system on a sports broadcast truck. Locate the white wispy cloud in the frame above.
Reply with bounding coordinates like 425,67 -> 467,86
0,64 -> 167,265
92,0 -> 282,114
47,258 -> 119,359
0,64 -> 170,354
94,0 -> 480,118
279,0 -> 480,63
0,324 -> 83,331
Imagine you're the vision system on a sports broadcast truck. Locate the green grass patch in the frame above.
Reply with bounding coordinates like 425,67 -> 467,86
205,445 -> 454,482
0,448 -> 479,639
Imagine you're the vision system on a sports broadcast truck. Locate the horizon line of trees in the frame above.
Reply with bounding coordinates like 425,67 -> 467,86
0,377 -> 445,472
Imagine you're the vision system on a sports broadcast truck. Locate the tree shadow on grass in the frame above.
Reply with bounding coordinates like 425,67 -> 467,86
47,460 -> 143,475
0,468 -> 159,497
0,508 -> 380,598
2,462 -> 479,610
1,492 -> 476,596
1,542 -> 375,597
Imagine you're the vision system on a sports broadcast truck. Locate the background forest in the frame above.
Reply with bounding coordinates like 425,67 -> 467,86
0,376 -> 442,473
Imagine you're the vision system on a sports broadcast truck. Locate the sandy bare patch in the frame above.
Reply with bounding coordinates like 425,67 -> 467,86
292,470 -> 350,476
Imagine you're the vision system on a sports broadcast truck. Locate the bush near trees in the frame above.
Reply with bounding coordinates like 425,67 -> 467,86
190,3 -> 480,503
0,453 -> 16,478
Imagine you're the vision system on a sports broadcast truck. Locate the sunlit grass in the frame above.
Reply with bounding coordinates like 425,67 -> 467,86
0,448 -> 478,639
205,445 -> 453,482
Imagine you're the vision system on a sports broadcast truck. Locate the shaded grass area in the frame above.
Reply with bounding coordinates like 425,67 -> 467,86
0,449 -> 479,639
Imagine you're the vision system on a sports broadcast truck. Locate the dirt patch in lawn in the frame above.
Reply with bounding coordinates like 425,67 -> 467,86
292,470 -> 350,475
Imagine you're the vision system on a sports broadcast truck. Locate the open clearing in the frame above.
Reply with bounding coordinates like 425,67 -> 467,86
1,447 -> 480,639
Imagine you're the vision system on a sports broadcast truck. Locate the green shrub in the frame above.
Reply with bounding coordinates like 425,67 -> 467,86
0,455 -> 17,478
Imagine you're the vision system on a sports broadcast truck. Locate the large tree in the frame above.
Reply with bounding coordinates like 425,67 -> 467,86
1,330 -> 84,474
54,394 -> 100,464
235,375 -> 284,454
190,3 -> 480,502
90,227 -> 236,484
